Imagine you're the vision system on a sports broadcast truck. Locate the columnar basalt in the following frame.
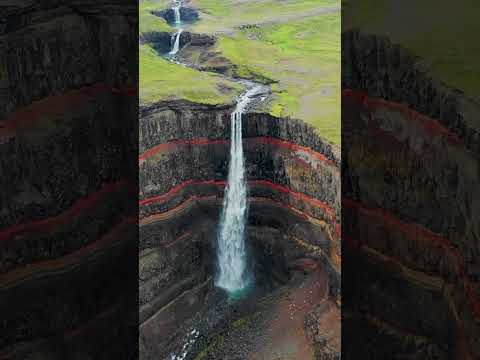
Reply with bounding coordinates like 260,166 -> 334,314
139,100 -> 341,359
342,30 -> 480,359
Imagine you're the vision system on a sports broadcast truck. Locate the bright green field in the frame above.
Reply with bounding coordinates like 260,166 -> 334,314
139,0 -> 242,105
140,0 -> 172,33
192,0 -> 339,34
343,0 -> 480,99
140,44 -> 242,105
216,13 -> 341,143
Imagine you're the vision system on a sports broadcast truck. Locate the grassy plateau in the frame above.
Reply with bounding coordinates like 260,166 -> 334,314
139,0 -> 341,144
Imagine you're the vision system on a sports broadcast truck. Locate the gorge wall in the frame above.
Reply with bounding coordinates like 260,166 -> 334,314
342,30 -> 480,359
0,1 -> 137,358
138,100 -> 341,359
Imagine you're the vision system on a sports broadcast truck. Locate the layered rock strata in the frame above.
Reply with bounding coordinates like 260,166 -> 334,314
0,1 -> 137,358
139,100 -> 341,359
342,30 -> 480,359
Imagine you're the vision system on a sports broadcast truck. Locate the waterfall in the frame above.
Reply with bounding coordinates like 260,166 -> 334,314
172,2 -> 181,24
169,29 -> 183,55
216,86 -> 263,293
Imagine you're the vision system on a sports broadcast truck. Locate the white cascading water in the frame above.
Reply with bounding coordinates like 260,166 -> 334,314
216,85 -> 264,293
169,29 -> 183,55
173,3 -> 181,24
169,1 -> 183,56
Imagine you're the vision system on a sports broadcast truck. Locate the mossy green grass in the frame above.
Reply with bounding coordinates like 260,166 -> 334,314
139,0 -> 341,144
139,0 -> 172,34
140,44 -> 243,105
217,12 -> 341,143
192,0 -> 339,34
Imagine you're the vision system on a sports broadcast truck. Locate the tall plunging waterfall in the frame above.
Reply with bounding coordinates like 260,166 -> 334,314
216,86 -> 264,293
169,29 -> 183,55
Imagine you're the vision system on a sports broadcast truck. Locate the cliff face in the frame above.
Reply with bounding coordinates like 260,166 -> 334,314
0,2 -> 137,358
342,30 -> 480,359
138,101 -> 341,359
0,0 -> 137,118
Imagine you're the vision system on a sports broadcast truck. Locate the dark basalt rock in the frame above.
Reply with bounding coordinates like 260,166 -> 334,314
342,29 -> 480,154
139,100 -> 341,359
342,31 -> 480,359
0,1 -> 138,358
140,31 -> 173,53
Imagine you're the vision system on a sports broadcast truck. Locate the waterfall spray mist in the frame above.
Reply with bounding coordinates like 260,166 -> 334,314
216,86 -> 264,293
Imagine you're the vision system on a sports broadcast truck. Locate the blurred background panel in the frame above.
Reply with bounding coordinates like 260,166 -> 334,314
342,1 -> 480,358
0,1 -> 139,358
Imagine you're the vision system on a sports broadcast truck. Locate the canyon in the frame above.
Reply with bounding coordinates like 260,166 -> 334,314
139,2 -> 341,360
342,30 -> 480,359
138,2 -> 341,358
138,97 -> 341,360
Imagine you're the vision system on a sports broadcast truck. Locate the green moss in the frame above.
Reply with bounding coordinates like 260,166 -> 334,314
139,44 -> 243,105
232,318 -> 249,329
193,335 -> 224,360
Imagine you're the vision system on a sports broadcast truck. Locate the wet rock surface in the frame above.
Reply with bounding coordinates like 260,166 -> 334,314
141,31 -> 215,56
152,7 -> 199,26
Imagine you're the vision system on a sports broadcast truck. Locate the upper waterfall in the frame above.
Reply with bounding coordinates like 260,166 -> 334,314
172,1 -> 181,24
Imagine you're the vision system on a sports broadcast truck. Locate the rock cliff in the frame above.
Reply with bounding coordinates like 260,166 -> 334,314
0,1 -> 137,358
138,100 -> 341,359
342,30 -> 480,359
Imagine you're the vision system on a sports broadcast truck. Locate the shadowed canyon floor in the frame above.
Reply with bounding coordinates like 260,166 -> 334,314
198,270 -> 339,360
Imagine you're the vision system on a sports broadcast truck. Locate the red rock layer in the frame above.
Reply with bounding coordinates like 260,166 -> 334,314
342,89 -> 462,145
0,180 -> 135,243
139,136 -> 338,170
0,83 -> 136,143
